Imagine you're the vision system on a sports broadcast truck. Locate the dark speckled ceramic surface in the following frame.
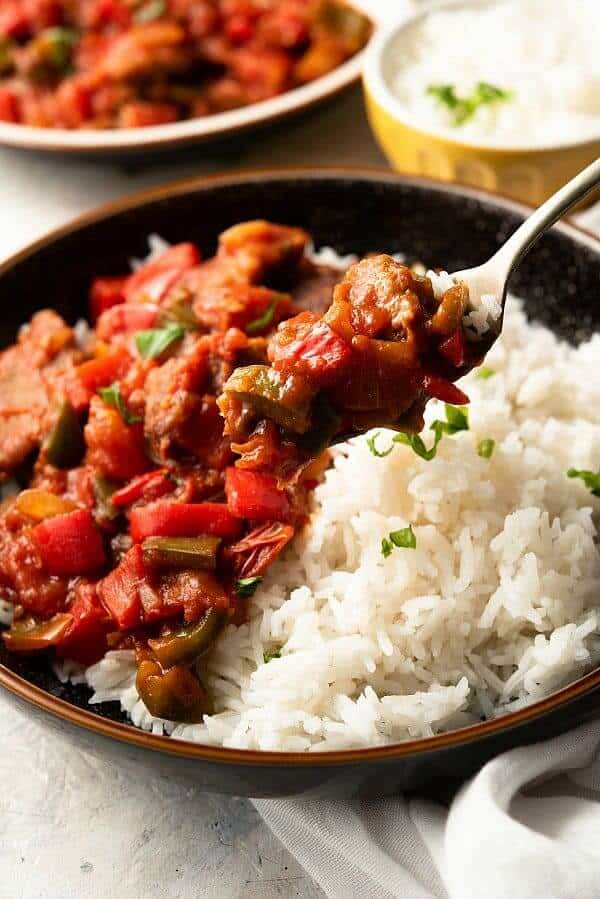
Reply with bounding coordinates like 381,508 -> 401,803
0,170 -> 599,798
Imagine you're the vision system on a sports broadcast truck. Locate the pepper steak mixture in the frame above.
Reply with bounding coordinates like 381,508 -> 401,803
0,0 -> 370,129
0,220 -> 477,722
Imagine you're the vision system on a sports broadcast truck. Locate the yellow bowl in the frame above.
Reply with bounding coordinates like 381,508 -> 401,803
363,1 -> 600,207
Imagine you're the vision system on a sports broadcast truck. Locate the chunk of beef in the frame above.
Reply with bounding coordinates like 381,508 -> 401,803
291,260 -> 345,316
216,220 -> 309,285
329,254 -> 436,339
143,335 -> 230,468
0,310 -> 79,478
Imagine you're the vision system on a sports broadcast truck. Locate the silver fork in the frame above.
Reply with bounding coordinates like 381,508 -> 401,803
454,157 -> 600,334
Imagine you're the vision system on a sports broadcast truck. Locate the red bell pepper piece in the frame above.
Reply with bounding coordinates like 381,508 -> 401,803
0,88 -> 20,123
124,243 -> 200,304
96,303 -> 158,341
225,468 -> 291,522
129,501 -> 241,543
272,318 -> 352,386
438,328 -> 465,368
57,581 -> 111,665
423,374 -> 470,405
34,509 -> 106,577
111,469 -> 175,508
98,545 -> 145,630
89,276 -> 128,321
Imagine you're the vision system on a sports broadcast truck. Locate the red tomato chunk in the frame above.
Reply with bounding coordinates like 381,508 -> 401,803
33,509 -> 106,576
57,582 -> 111,665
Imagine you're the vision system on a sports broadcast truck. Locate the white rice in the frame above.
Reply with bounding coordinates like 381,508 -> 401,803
390,0 -> 600,147
78,287 -> 600,751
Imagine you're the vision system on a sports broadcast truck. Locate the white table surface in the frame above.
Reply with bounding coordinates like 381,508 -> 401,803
0,83 -> 597,899
0,86 -> 384,899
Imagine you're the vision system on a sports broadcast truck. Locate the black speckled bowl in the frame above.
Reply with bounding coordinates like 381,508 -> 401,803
0,169 -> 599,799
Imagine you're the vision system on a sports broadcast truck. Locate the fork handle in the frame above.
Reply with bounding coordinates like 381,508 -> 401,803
494,157 -> 600,281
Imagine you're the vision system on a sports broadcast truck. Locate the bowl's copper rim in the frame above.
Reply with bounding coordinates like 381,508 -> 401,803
1,165 -> 599,767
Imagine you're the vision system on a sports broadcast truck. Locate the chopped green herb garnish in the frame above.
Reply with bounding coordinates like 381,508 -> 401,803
394,430 -> 444,462
263,648 -> 282,663
98,383 -> 142,425
441,404 -> 469,434
427,81 -> 513,127
567,468 -> 600,498
382,525 -> 417,557
368,404 -> 469,462
367,431 -> 395,458
134,0 -> 166,23
477,366 -> 496,380
136,323 -> 185,360
478,438 -> 495,459
381,537 -> 393,558
246,300 -> 279,335
235,576 -> 263,597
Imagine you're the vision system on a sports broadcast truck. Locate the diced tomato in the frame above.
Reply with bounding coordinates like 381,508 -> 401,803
57,581 -> 111,665
124,243 -> 201,304
129,501 -> 241,543
86,0 -> 132,28
98,545 -> 144,630
226,14 -> 254,43
271,315 -> 352,386
0,2 -> 29,38
85,395 -> 149,482
89,277 -> 128,321
69,348 -> 131,411
33,509 -> 106,577
111,469 -> 175,508
96,303 -> 158,340
56,80 -> 93,128
0,88 -> 20,124
423,374 -> 470,405
439,329 -> 465,368
225,467 -> 290,522
98,544 -> 183,628
118,102 -> 179,128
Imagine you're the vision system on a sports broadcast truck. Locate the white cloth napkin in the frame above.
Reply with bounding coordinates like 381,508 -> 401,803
254,719 -> 600,899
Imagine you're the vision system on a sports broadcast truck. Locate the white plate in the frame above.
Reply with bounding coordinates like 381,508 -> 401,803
0,2 -> 379,156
